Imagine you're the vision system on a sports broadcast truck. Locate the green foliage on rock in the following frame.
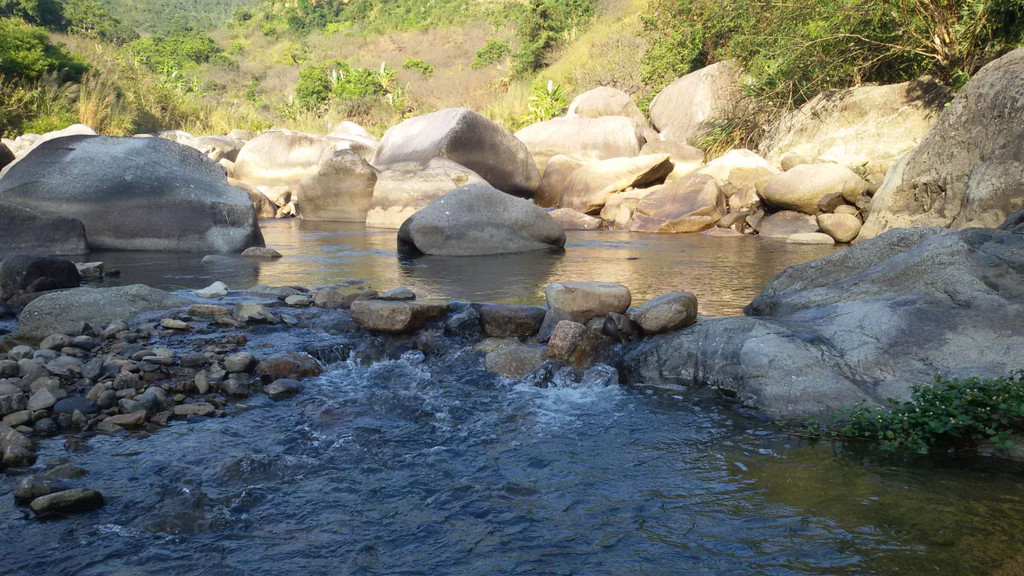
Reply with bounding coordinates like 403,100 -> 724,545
813,372 -> 1024,456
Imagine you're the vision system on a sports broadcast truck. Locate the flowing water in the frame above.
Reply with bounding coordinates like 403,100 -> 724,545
2,223 -> 1023,574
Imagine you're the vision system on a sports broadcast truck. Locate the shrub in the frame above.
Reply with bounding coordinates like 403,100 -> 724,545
473,39 -> 511,69
295,63 -> 332,110
0,17 -> 87,82
402,57 -> 434,76
521,80 -> 567,125
814,372 -> 1024,456
513,0 -> 595,75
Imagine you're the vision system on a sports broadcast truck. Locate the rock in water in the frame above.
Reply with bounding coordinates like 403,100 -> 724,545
860,48 -> 1024,240
295,150 -> 378,222
373,108 -> 539,197
29,489 -> 104,517
350,300 -> 449,333
366,159 -> 485,229
0,136 -> 263,252
397,184 -> 566,256
558,154 -> 674,214
629,292 -> 698,334
0,256 -> 81,299
628,174 -> 726,233
624,224 -> 1024,421
0,203 -> 87,258
761,164 -> 867,214
545,281 -> 631,318
18,285 -> 190,340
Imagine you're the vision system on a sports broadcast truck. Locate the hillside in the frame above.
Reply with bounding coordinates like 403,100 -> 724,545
99,0 -> 258,34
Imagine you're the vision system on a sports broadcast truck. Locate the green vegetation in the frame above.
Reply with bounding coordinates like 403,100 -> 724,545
98,0 -> 257,34
513,0 -> 594,75
472,39 -> 510,69
521,80 -> 567,125
0,17 -> 86,80
811,372 -> 1024,456
127,26 -> 230,92
401,57 -> 433,77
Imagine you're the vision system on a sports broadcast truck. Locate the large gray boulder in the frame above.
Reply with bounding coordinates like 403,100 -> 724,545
859,49 -> 1024,240
397,184 -> 565,256
18,285 -> 190,340
648,61 -> 742,145
761,78 -> 950,172
514,116 -> 645,171
366,159 -> 485,229
0,136 -> 264,252
0,203 -> 87,257
623,224 -> 1024,421
372,108 -> 539,197
233,130 -> 339,187
295,150 -> 378,222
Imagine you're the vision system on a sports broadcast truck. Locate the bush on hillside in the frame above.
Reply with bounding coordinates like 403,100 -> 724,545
472,39 -> 510,69
514,0 -> 594,75
0,17 -> 87,81
402,58 -> 434,76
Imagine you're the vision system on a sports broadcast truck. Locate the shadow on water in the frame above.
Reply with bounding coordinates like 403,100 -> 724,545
88,220 -> 838,315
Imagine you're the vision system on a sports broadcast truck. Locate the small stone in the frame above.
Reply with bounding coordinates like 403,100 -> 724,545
484,345 -> 547,378
223,352 -> 256,373
0,391 -> 26,416
478,305 -> 546,339
350,300 -> 449,333
99,410 -> 146,430
173,403 -> 216,417
160,318 -> 189,331
445,307 -> 481,335
265,378 -> 303,400
29,489 -> 104,517
602,312 -> 640,344
52,397 -> 98,416
27,388 -> 59,411
817,213 -> 863,243
8,345 -> 34,361
284,295 -> 310,307
14,475 -> 69,504
220,377 -> 250,397
3,410 -> 31,427
254,354 -> 322,381
241,247 -> 283,259
39,334 -> 71,351
544,282 -> 631,318
75,262 -> 104,279
195,281 -> 229,298
96,390 -> 116,409
187,304 -> 230,317
233,302 -> 276,323
378,287 -> 416,301
834,204 -> 860,217
786,232 -> 836,245
314,288 -> 378,309
194,371 -> 210,394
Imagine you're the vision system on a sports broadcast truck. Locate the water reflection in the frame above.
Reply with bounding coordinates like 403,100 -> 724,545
91,219 -> 838,315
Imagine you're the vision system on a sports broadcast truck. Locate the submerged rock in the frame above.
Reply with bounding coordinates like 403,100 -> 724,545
484,345 -> 547,378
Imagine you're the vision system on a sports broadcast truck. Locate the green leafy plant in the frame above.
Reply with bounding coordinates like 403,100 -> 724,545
521,80 -> 567,125
401,57 -> 434,76
472,39 -> 510,69
513,0 -> 595,75
816,372 -> 1024,455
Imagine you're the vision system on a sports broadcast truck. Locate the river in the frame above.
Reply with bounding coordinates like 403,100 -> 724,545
1,223 -> 1022,574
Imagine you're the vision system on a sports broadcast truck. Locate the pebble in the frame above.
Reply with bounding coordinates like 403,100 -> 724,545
195,281 -> 229,298
160,318 -> 189,331
284,295 -> 310,307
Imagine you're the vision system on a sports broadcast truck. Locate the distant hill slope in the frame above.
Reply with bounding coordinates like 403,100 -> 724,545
99,0 -> 258,33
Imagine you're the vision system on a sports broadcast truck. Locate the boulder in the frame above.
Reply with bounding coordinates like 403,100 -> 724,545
544,281 -> 631,318
697,149 -> 779,210
479,304 -> 546,339
228,179 -> 277,219
567,87 -> 648,127
760,163 -> 867,214
484,345 -> 547,378
545,320 -> 610,369
18,285 -> 190,340
649,61 -> 743,144
817,213 -> 862,243
191,135 -> 244,163
0,141 -> 13,170
372,108 -> 539,197
366,159 -> 485,229
599,189 -> 652,229
761,78 -> 951,172
397,184 -> 565,256
295,150 -> 378,222
860,49 -> 1024,240
328,121 -> 377,148
29,488 -> 104,517
0,256 -> 81,299
558,154 -> 674,213
623,225 -> 1024,421
254,353 -> 322,381
640,139 -> 705,165
628,174 -> 726,233
535,155 -> 583,208
233,130 -> 339,187
548,208 -> 602,230
757,211 -> 819,238
629,291 -> 698,335
514,116 -> 645,171
786,232 -> 836,245
0,204 -> 89,257
0,136 -> 263,252
349,299 -> 449,333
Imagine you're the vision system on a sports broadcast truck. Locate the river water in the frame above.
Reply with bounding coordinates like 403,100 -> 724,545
2,223 -> 1023,574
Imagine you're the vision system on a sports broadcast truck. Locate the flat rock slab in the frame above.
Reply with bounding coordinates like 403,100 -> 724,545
18,285 -> 190,340
350,299 -> 449,333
